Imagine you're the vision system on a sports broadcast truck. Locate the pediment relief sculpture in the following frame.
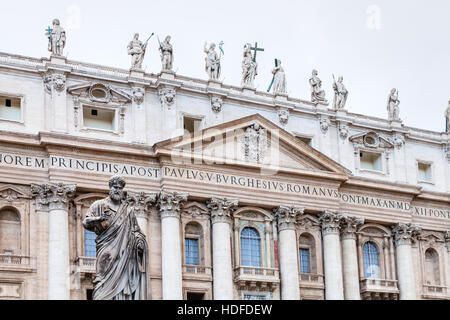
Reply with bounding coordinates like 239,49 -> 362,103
67,82 -> 132,104
349,131 -> 394,150
0,185 -> 30,202
242,123 -> 268,163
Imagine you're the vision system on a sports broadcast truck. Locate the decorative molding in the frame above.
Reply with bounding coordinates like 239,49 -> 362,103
0,186 -> 30,202
340,215 -> 365,240
297,214 -> 320,230
126,191 -> 157,218
67,82 -> 132,104
207,197 -> 238,224
349,131 -> 394,150
158,86 -> 176,109
338,122 -> 349,140
132,87 -> 145,105
242,123 -> 267,163
278,109 -> 289,126
210,96 -> 223,113
181,201 -> 209,219
319,116 -> 330,134
273,205 -> 304,231
43,72 -> 66,93
392,132 -> 405,149
31,182 -> 76,210
391,223 -> 422,246
157,191 -> 188,219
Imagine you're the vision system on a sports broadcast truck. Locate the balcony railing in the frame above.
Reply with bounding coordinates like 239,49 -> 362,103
234,266 -> 278,278
0,254 -> 36,272
360,278 -> 399,300
422,284 -> 448,298
75,256 -> 96,274
183,265 -> 212,276
234,266 -> 280,291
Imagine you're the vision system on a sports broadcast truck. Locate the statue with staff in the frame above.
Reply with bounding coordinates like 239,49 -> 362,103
128,32 -> 154,70
241,42 -> 264,88
332,74 -> 348,110
83,175 -> 148,300
445,101 -> 450,133
158,35 -> 173,71
204,41 -> 223,80
45,19 -> 66,56
267,59 -> 286,95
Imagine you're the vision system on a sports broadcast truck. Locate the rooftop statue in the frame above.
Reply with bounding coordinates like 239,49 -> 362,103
128,33 -> 153,70
241,43 -> 257,88
309,69 -> 327,103
158,35 -> 173,71
45,19 -> 66,56
332,75 -> 348,110
83,175 -> 148,300
387,88 -> 401,121
204,42 -> 222,80
445,100 -> 450,133
269,59 -> 286,95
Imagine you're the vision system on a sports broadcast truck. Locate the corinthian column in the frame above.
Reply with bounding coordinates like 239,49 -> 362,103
207,197 -> 238,300
32,182 -> 76,300
320,210 -> 344,300
273,206 -> 303,300
157,191 -> 188,300
392,223 -> 421,300
126,191 -> 157,239
340,215 -> 364,300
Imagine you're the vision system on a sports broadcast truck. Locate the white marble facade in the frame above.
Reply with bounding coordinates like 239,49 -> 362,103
0,49 -> 449,301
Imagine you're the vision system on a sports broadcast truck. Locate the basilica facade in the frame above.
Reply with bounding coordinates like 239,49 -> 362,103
0,21 -> 449,301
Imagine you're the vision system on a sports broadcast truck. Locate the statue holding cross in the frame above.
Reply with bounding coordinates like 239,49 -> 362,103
241,42 -> 264,88
45,19 -> 66,56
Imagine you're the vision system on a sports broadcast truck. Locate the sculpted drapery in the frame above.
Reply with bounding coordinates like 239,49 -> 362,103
83,176 -> 148,300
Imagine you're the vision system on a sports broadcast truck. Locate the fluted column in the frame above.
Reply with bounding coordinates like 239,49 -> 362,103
340,215 -> 364,300
273,206 -> 303,300
320,210 -> 344,300
207,197 -> 238,300
392,223 -> 421,300
32,182 -> 76,300
158,191 -> 188,300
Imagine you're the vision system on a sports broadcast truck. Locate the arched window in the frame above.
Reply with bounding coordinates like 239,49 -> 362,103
299,233 -> 317,274
184,222 -> 203,266
425,248 -> 440,285
0,208 -> 21,255
240,227 -> 261,267
84,229 -> 96,257
363,242 -> 380,279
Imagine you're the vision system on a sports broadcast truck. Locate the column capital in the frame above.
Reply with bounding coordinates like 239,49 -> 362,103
126,191 -> 158,218
340,215 -> 365,240
273,205 -> 304,231
157,191 -> 188,219
444,231 -> 450,251
207,197 -> 238,224
319,210 -> 343,235
391,223 -> 422,246
31,182 -> 76,210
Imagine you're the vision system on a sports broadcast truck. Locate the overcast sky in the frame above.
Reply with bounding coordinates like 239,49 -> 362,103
1,0 -> 449,131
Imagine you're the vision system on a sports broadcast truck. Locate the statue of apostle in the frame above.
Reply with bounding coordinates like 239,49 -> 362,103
159,35 -> 173,71
387,88 -> 401,121
271,59 -> 286,94
241,43 -> 257,88
46,19 -> 66,56
332,76 -> 348,110
309,69 -> 327,103
204,42 -> 221,80
83,175 -> 148,300
128,33 -> 148,70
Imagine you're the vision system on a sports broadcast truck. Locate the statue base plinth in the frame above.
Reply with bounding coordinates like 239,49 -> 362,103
335,109 -> 348,117
315,101 -> 329,110
274,93 -> 288,101
159,70 -> 176,80
389,120 -> 403,128
50,55 -> 67,65
242,86 -> 256,95
129,68 -> 145,79
207,79 -> 222,89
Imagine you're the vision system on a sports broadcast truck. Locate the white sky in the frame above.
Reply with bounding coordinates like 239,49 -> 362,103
1,0 -> 449,131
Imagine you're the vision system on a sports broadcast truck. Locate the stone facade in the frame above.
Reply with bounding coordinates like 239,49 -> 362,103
0,50 -> 449,300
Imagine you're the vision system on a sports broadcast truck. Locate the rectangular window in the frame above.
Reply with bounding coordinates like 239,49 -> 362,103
83,106 -> 116,131
185,238 -> 199,265
184,117 -> 202,134
300,248 -> 311,274
84,230 -> 96,257
418,162 -> 432,182
0,96 -> 21,121
360,151 -> 382,171
186,292 -> 205,300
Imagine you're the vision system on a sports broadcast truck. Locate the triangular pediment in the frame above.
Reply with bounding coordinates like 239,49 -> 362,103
349,131 -> 394,149
0,185 -> 30,201
155,114 -> 350,181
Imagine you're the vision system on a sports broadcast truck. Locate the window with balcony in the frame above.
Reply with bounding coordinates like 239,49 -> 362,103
417,162 -> 432,183
298,233 -> 317,275
84,229 -> 96,257
363,241 -> 380,279
299,248 -> 311,274
185,239 -> 199,266
0,208 -> 21,255
0,96 -> 21,121
183,222 -> 204,272
360,151 -> 382,171
83,106 -> 116,131
240,227 -> 261,267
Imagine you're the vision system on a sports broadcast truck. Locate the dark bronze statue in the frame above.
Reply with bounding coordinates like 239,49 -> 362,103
83,175 -> 148,300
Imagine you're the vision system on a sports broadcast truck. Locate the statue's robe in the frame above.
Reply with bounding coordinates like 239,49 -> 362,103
83,198 -> 148,300
310,76 -> 326,101
242,55 -> 257,86
272,66 -> 286,94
